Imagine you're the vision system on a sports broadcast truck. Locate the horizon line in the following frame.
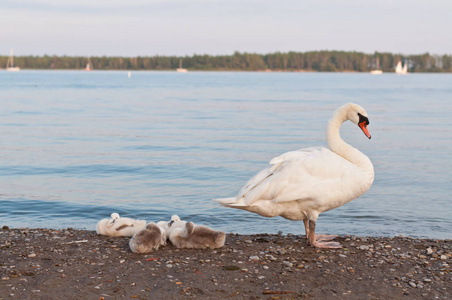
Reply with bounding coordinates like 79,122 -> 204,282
1,50 -> 451,58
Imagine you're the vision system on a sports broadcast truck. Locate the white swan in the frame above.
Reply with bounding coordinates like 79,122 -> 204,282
215,103 -> 374,248
169,222 -> 226,249
129,222 -> 167,253
96,213 -> 147,237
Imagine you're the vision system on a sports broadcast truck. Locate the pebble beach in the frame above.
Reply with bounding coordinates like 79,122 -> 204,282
1,226 -> 451,299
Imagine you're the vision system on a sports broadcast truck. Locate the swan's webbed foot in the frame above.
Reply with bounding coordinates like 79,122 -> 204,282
316,234 -> 338,242
311,240 -> 342,249
307,220 -> 342,249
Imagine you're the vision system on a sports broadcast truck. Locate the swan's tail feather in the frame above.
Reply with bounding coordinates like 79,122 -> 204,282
214,197 -> 237,205
226,203 -> 249,208
214,197 -> 249,209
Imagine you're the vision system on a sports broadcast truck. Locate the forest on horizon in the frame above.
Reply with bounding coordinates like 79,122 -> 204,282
1,51 -> 452,72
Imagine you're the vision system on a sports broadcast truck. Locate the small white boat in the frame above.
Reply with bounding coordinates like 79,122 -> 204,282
85,57 -> 93,71
395,60 -> 407,74
403,62 -> 408,73
6,48 -> 20,71
370,56 -> 382,74
176,58 -> 187,72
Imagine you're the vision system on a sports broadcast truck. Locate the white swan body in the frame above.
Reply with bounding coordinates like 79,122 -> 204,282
169,222 -> 226,249
216,103 -> 374,248
129,222 -> 167,253
96,213 -> 147,237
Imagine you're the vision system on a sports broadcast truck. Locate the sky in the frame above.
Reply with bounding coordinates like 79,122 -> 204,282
1,0 -> 451,57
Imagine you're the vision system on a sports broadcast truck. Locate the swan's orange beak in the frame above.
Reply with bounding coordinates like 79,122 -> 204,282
359,121 -> 371,139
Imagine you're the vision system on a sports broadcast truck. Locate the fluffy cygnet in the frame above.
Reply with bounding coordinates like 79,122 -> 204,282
164,215 -> 187,239
129,222 -> 167,253
96,213 -> 146,237
169,222 -> 226,249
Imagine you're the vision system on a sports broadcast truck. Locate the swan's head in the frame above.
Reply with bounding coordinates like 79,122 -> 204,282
107,213 -> 120,227
345,103 -> 371,139
168,215 -> 181,226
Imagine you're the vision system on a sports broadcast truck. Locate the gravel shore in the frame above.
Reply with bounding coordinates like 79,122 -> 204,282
1,226 -> 451,299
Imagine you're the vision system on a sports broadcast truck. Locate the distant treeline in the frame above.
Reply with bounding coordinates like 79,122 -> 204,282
1,51 -> 452,72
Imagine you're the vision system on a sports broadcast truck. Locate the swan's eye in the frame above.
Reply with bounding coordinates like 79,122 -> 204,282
357,113 -> 369,125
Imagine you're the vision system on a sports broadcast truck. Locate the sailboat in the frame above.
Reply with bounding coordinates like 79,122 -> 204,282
6,48 -> 20,71
370,56 -> 382,74
176,58 -> 187,72
395,60 -> 408,74
85,57 -> 93,71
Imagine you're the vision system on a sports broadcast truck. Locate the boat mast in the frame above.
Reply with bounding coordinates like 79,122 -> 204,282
10,49 -> 14,67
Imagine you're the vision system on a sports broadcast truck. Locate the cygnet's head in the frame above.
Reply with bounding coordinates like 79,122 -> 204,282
107,213 -> 120,227
168,215 -> 181,226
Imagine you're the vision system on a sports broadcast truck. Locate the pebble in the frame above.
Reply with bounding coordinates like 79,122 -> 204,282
282,261 -> 293,268
249,256 -> 259,261
266,255 -> 277,261
409,282 -> 417,288
423,278 -> 432,283
359,245 -> 369,251
427,248 -> 433,255
244,240 -> 252,244
440,255 -> 447,260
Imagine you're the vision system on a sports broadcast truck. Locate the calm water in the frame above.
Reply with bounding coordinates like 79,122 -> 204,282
0,70 -> 451,239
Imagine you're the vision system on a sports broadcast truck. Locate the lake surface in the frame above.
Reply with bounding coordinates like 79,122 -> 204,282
0,70 -> 451,239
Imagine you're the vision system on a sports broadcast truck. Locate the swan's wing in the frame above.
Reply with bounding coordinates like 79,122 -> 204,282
236,167 -> 273,199
113,218 -> 134,231
269,147 -> 322,165
236,147 -> 323,199
240,147 -> 360,205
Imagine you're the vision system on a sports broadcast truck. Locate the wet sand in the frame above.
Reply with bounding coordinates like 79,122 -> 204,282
1,226 -> 451,299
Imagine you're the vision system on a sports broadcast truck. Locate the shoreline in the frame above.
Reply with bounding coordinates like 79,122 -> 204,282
2,68 -> 452,74
1,227 -> 451,299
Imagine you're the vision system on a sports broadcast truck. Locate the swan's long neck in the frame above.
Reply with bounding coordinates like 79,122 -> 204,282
326,108 -> 374,179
